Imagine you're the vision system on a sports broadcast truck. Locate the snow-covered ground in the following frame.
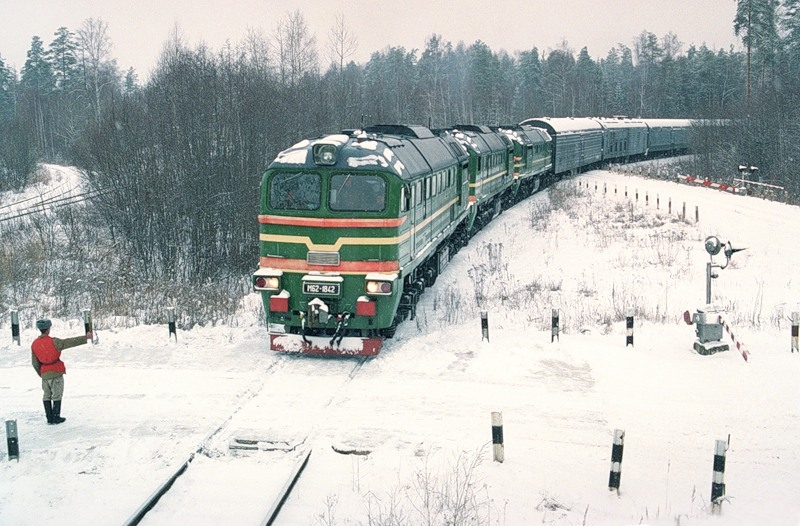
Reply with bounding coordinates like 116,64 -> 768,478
1,166 -> 799,525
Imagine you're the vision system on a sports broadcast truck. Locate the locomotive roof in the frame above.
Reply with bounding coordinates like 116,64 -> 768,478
448,125 -> 511,155
519,117 -> 604,134
268,126 -> 467,181
498,124 -> 552,146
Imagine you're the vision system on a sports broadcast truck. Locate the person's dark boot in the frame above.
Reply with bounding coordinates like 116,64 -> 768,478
43,400 -> 54,424
50,400 -> 66,425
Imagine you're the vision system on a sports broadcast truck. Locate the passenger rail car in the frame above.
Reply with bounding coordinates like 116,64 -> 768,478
520,117 -> 604,176
254,117 -> 695,355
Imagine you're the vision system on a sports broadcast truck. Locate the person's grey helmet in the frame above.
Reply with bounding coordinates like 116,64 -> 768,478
36,319 -> 52,331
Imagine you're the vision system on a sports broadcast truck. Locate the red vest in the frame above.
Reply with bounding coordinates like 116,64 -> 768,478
32,336 -> 66,374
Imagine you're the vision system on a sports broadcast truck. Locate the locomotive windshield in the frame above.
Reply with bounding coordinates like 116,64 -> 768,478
269,172 -> 321,210
329,174 -> 386,212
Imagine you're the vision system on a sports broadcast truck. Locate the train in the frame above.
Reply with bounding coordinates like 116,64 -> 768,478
253,117 -> 694,355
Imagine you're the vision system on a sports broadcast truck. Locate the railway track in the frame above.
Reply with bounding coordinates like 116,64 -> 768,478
123,355 -> 368,526
0,186 -> 102,224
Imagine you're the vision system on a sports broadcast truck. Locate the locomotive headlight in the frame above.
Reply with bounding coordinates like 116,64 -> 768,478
366,280 -> 392,295
254,276 -> 280,290
313,143 -> 337,165
253,269 -> 282,291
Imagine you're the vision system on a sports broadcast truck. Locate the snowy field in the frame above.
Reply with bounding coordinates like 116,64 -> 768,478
1,166 -> 799,525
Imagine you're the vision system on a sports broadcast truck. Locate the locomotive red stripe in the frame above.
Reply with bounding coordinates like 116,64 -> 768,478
259,214 -> 407,228
259,256 -> 400,273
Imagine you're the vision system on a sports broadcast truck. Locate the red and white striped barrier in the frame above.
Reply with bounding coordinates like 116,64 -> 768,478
717,314 -> 750,362
677,174 -> 745,194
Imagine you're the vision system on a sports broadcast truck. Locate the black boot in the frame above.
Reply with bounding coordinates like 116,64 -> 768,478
51,400 -> 66,425
43,400 -> 54,424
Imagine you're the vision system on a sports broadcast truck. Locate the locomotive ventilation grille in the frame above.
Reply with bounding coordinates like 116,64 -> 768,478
307,251 -> 341,266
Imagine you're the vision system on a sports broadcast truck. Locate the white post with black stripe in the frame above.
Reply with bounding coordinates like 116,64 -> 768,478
608,429 -> 624,493
481,310 -> 489,342
10,309 -> 20,346
625,310 -> 634,347
491,412 -> 504,463
711,438 -> 728,514
551,308 -> 559,342
167,307 -> 177,341
791,312 -> 799,353
6,419 -> 19,461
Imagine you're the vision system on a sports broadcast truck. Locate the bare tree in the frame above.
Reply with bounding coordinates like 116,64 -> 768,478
273,10 -> 318,87
326,13 -> 358,73
242,27 -> 272,79
76,17 -> 117,121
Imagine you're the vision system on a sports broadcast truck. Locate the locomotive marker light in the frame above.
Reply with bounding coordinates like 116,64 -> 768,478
684,236 -> 746,355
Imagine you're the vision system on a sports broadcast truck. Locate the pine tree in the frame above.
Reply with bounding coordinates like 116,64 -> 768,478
48,27 -> 80,91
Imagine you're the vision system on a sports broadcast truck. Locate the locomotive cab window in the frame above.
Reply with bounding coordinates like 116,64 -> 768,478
269,172 -> 321,210
329,174 -> 386,212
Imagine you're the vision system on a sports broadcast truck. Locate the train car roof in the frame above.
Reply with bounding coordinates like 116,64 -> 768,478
519,117 -> 604,134
268,127 -> 467,181
594,118 -> 648,131
640,118 -> 694,128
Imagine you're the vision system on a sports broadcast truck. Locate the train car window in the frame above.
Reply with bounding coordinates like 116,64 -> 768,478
269,172 -> 321,210
401,186 -> 411,212
329,174 -> 386,212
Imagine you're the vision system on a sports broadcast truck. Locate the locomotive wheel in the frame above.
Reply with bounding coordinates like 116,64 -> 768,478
381,315 -> 402,338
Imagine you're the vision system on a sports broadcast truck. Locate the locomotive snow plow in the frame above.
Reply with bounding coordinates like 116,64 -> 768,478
269,333 -> 383,356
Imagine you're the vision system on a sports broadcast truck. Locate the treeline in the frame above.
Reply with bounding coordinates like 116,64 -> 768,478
0,3 -> 799,286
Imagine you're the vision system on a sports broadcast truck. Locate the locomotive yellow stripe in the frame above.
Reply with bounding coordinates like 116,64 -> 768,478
259,197 -> 459,250
469,169 -> 508,189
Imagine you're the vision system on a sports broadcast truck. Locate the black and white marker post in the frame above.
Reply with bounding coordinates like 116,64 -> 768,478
551,308 -> 559,342
83,309 -> 97,344
481,311 -> 489,342
608,429 -> 624,493
625,311 -> 634,347
6,420 -> 19,461
711,438 -> 728,514
10,309 -> 20,346
167,307 -> 177,341
792,312 -> 798,353
491,412 -> 504,463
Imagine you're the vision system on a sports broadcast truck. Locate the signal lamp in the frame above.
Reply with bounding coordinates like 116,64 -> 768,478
366,281 -> 392,295
254,275 -> 280,291
313,144 -> 337,165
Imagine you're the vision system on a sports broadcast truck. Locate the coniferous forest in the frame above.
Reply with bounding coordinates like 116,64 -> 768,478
0,2 -> 798,323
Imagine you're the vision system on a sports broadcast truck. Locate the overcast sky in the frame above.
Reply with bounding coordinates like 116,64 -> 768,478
1,0 -> 740,79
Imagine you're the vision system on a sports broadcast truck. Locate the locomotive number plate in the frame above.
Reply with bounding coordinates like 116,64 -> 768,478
302,282 -> 340,296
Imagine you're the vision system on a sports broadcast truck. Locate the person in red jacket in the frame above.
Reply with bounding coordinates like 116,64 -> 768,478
31,319 -> 93,425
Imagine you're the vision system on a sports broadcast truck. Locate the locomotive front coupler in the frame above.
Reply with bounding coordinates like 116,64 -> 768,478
329,312 -> 351,347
